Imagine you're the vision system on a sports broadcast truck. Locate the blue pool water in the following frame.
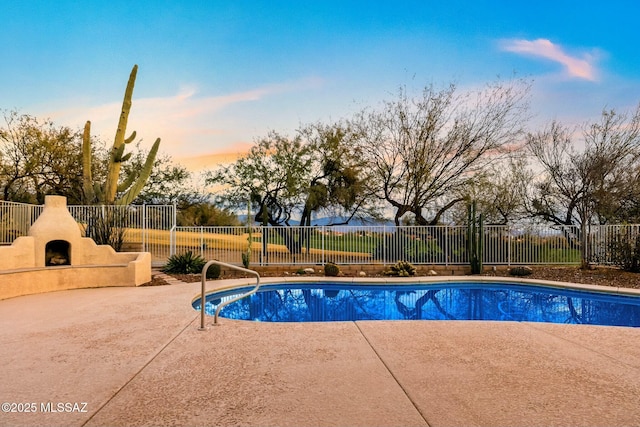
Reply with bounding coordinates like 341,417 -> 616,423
193,282 -> 640,327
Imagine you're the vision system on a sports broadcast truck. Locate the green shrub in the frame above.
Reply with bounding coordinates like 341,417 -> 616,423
324,262 -> 340,277
203,262 -> 221,279
163,251 -> 205,274
384,261 -> 416,277
163,251 -> 222,279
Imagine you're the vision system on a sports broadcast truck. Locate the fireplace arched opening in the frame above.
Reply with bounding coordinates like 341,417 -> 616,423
45,240 -> 71,266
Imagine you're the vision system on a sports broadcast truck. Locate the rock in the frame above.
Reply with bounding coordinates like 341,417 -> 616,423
303,268 -> 315,274
358,271 -> 367,277
428,270 -> 438,276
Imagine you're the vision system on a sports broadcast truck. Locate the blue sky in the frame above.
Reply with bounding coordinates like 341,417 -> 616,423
2,1 -> 639,171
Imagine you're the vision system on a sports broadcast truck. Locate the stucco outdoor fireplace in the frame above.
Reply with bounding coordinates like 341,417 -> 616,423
0,195 -> 151,300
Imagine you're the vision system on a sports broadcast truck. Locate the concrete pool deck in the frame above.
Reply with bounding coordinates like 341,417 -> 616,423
0,275 -> 639,427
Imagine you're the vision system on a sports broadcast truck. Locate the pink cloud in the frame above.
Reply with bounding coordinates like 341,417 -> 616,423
500,38 -> 597,81
42,76 -> 325,159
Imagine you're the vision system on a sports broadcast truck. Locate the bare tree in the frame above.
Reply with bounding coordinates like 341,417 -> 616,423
585,108 -> 640,224
525,120 -> 584,227
526,106 -> 640,227
449,153 -> 531,225
352,80 -> 530,226
525,105 -> 640,267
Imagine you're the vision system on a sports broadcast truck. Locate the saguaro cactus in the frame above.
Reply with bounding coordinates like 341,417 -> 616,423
82,65 -> 161,205
467,200 -> 484,274
82,121 -> 95,203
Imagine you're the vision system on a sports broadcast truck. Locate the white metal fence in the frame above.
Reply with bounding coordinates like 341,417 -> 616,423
1,201 -> 175,266
176,223 -> 638,267
0,201 -> 43,241
2,200 -> 639,267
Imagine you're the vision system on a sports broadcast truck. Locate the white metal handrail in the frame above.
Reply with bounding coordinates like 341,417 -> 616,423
199,260 -> 261,329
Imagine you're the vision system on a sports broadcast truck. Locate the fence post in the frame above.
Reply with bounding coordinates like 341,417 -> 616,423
200,227 -> 204,258
321,225 -> 326,265
173,203 -> 177,230
383,225 -> 387,266
261,226 -> 266,266
170,203 -> 177,257
445,225 -> 449,267
507,225 -> 511,267
142,204 -> 147,252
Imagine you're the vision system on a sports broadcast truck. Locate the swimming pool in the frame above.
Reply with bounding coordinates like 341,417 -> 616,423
193,281 -> 640,327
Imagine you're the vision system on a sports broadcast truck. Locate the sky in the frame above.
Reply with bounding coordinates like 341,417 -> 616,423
2,1 -> 639,172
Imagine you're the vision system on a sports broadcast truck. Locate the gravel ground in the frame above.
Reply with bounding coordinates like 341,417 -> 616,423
150,266 -> 640,289
488,266 -> 640,290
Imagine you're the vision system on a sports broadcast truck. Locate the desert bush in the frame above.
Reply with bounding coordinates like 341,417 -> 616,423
163,251 -> 205,274
324,262 -> 340,277
384,260 -> 416,277
508,266 -> 533,276
203,262 -> 221,279
163,251 -> 221,278
85,209 -> 127,251
609,232 -> 640,273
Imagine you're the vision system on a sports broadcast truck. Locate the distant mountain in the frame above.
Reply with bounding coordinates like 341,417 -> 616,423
238,215 -> 396,228
303,217 -> 396,227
